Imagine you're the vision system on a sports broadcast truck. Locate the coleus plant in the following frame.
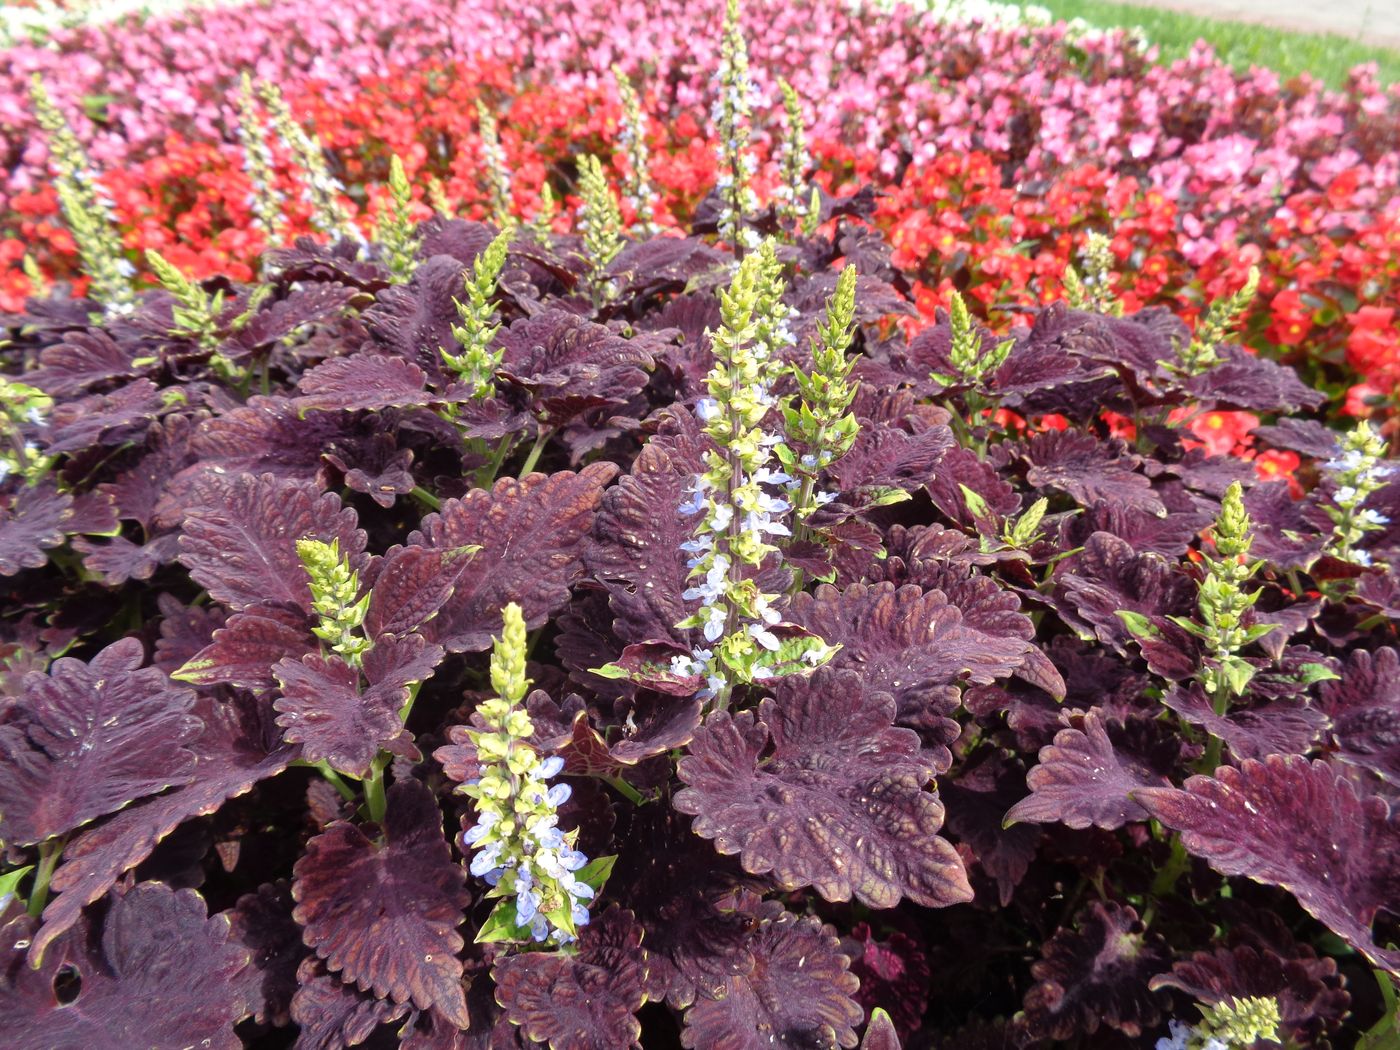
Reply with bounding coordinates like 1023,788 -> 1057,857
0,10 -> 1398,1050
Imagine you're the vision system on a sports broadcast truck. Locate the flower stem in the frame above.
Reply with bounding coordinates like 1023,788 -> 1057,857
410,485 -> 441,512
316,761 -> 358,803
475,435 -> 516,489
28,836 -> 66,918
363,754 -> 389,824
604,775 -> 645,806
519,428 -> 553,477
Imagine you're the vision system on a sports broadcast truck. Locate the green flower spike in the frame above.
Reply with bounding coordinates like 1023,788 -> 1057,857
476,100 -> 514,231
576,154 -> 625,307
611,66 -> 658,235
378,155 -> 423,285
441,229 -> 511,398
257,81 -> 358,244
774,78 -> 812,233
297,538 -> 372,665
235,73 -> 284,241
1062,230 -> 1120,315
1323,421 -> 1393,565
713,0 -> 761,253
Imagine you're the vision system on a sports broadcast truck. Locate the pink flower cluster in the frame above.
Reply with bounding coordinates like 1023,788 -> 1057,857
3,0 -> 1398,222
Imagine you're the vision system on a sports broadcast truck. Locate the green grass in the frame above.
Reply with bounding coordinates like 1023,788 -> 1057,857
1035,0 -> 1400,89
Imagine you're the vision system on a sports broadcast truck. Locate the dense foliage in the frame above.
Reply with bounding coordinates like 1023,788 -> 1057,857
1,1 -> 1399,1048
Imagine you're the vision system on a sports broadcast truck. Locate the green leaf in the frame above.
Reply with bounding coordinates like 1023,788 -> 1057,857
0,866 -> 33,909
1116,609 -> 1161,641
475,898 -> 531,944
589,663 -> 628,681
1220,656 -> 1258,697
1296,662 -> 1341,685
575,854 -> 616,893
862,486 -> 912,509
1240,623 -> 1280,644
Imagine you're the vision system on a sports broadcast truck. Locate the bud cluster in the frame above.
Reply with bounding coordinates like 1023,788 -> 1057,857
772,79 -> 813,233
1323,421 -> 1393,565
611,67 -> 658,235
0,378 -> 54,486
476,101 -> 514,231
712,0 -> 762,253
1156,996 -> 1281,1050
575,155 -> 625,307
257,82 -> 358,244
235,73 -> 285,241
458,604 -> 594,945
379,155 -> 423,285
296,538 -> 372,664
441,230 -> 511,398
1062,230 -> 1119,315
1174,266 -> 1260,374
30,75 -> 135,314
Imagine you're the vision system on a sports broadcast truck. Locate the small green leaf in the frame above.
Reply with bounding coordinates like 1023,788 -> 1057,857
575,854 -> 616,893
475,899 -> 532,944
0,866 -> 34,909
589,663 -> 628,680
1116,610 -> 1160,640
1296,662 -> 1341,685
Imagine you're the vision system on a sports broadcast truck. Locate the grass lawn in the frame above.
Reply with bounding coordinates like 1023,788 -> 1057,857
1034,0 -> 1400,88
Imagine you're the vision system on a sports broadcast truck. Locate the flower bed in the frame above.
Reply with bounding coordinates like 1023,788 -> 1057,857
0,2 -> 1398,1048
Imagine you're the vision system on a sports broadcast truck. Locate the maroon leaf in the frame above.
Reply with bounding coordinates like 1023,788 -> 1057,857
1161,682 -> 1326,761
0,484 -> 72,576
175,602 -> 314,690
1053,532 -> 1195,656
227,880 -> 305,1026
1003,712 -> 1175,831
942,751 -> 1042,906
1021,430 -> 1164,515
365,544 -> 475,639
409,464 -> 617,651
32,692 -> 298,962
846,923 -> 930,1039
1020,901 -> 1168,1041
289,956 -> 408,1050
0,638 -> 201,846
675,668 -> 972,909
492,907 -> 647,1050
72,531 -> 181,585
43,379 -> 163,454
178,472 -> 367,612
0,882 -> 251,1050
681,905 -> 862,1050
1135,756 -> 1400,973
1321,647 -> 1400,784
292,779 -> 470,1024
787,582 -> 1030,753
295,352 -> 433,412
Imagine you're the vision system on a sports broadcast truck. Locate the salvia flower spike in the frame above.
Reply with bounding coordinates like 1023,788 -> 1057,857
378,155 -> 422,285
773,78 -> 813,233
441,229 -> 511,397
1323,421 -> 1393,565
676,239 -> 836,703
257,81 -> 359,245
1174,265 -> 1260,374
1156,995 -> 1282,1050
459,603 -> 594,945
29,75 -> 134,315
0,378 -> 54,485
297,537 -> 372,664
476,99 -> 514,231
234,72 -> 284,240
576,154 -> 625,307
611,66 -> 658,235
779,263 -> 860,527
712,0 -> 761,254
1062,229 -> 1120,315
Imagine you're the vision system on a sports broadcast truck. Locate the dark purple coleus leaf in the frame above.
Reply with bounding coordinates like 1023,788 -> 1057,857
786,582 -> 1031,753
1244,481 -> 1328,571
681,903 -> 863,1050
178,471 -> 368,612
492,907 -> 647,1050
292,779 -> 470,1025
295,352 -> 434,413
1150,944 -> 1351,1047
365,544 -> 475,640
42,378 -> 164,454
409,463 -> 617,651
288,956 -> 408,1050
675,668 -> 971,908
925,443 -> 1022,525
859,1010 -> 902,1050
942,750 -> 1042,906
1062,500 -> 1207,560
1003,711 -> 1175,830
0,483 -> 72,576
324,433 -> 417,508
1020,901 -> 1169,1042
825,418 -> 955,494
27,329 -> 152,396
606,235 -> 727,300
0,882 -> 251,1050
220,280 -> 363,361
175,602 -> 313,690
1320,647 -> 1400,784
1020,430 -> 1165,514
0,637 -> 201,846
845,923 -> 930,1039
1135,756 -> 1400,973
31,691 -> 298,963
102,412 -> 199,531
496,309 -> 654,427
273,638 -> 433,778
363,255 -> 476,378
1185,344 -> 1325,413
1161,682 -> 1326,761
72,531 -> 181,585
227,880 -> 305,1027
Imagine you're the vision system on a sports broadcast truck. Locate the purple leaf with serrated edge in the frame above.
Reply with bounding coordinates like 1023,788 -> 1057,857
925,444 -> 1022,524
1321,647 -> 1400,783
28,330 -> 148,396
288,957 -> 408,1050
1021,901 -> 1168,1041
221,281 -> 362,361
176,603 -> 312,690
324,433 -> 417,509
72,532 -> 180,585
608,639 -> 703,695
31,692 -> 298,963
1135,756 -> 1400,973
152,593 -> 226,674
942,751 -> 1042,906
365,545 -> 474,639
273,635 -> 439,778
1053,532 -> 1195,654
1185,344 -> 1325,413
826,419 -> 955,492
292,779 -> 470,1024
676,668 -> 971,909
1021,430 -> 1164,514
1162,682 -> 1326,761
587,411 -> 708,645
787,582 -> 1030,753
0,484 -> 71,576
492,907 -> 647,1050
1004,711 -> 1173,830
409,464 -> 617,652
0,882 -> 251,1050
681,903 -> 863,1050
859,1010 -> 903,1050
43,379 -> 163,454
178,472 -> 367,612
177,396 -> 350,492
846,924 -> 929,1039
0,638 -> 201,846
1063,501 -> 1207,559
227,880 -> 304,1027
1150,943 -> 1350,1048
295,353 -> 433,413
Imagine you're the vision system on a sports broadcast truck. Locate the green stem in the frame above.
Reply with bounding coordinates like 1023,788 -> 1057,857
1149,832 -> 1191,901
363,754 -> 389,824
316,761 -> 358,804
518,428 -> 552,477
475,435 -> 515,488
410,485 -> 441,512
604,775 -> 645,806
28,836 -> 66,918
